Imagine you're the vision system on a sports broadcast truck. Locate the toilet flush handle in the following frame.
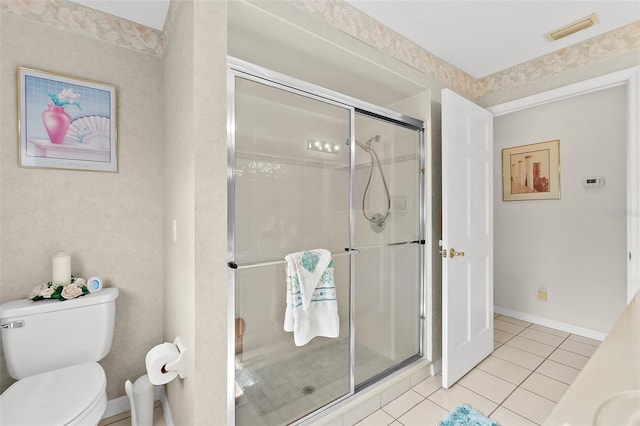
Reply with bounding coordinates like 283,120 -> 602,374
1,320 -> 24,329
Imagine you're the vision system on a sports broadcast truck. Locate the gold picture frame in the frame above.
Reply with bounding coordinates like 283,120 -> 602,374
17,66 -> 117,172
502,140 -> 560,201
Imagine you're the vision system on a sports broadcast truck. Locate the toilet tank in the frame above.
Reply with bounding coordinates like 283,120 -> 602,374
0,288 -> 118,379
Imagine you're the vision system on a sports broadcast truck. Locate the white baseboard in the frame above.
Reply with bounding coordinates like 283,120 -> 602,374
103,395 -> 131,419
494,306 -> 607,341
103,386 -> 165,419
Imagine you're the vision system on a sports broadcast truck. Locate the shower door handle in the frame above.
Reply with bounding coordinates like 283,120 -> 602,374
449,248 -> 465,257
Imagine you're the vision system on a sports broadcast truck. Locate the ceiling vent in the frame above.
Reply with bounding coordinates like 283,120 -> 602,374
545,13 -> 599,41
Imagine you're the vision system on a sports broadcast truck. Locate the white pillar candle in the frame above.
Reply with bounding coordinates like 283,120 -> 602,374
52,251 -> 71,285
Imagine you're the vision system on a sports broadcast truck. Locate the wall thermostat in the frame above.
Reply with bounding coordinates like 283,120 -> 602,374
583,176 -> 605,188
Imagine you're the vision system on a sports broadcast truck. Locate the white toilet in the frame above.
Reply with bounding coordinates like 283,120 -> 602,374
0,288 -> 119,425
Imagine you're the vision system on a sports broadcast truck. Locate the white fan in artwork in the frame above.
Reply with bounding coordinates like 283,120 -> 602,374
66,116 -> 111,148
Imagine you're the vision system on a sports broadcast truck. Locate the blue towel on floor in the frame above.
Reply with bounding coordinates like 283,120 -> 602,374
439,404 -> 499,426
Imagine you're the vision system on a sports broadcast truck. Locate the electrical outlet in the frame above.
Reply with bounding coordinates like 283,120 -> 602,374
537,290 -> 548,301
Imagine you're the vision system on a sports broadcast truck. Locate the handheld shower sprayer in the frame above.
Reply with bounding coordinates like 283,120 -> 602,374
362,134 -> 380,150
349,134 -> 391,233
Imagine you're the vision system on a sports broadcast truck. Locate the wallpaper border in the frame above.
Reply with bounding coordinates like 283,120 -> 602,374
1,0 -> 166,56
2,0 -> 638,99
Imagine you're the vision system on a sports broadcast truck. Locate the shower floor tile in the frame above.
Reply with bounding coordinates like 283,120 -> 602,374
236,339 -> 353,425
235,338 -> 400,426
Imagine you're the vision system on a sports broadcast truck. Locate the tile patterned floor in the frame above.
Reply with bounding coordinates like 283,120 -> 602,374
99,316 -> 600,426
354,315 -> 600,426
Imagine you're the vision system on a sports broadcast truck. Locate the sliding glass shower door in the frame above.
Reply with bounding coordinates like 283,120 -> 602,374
231,75 -> 353,425
352,113 -> 423,388
228,61 -> 425,425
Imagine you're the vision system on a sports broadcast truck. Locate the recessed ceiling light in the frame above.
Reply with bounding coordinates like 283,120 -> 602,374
545,13 -> 599,41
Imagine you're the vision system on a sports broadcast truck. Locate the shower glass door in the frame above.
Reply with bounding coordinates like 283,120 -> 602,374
231,75 -> 353,425
352,112 -> 423,388
229,60 -> 425,425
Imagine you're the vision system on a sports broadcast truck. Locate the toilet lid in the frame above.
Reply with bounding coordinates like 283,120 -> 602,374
0,362 -> 106,426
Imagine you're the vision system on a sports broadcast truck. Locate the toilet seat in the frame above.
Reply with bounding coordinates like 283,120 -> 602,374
0,362 -> 106,426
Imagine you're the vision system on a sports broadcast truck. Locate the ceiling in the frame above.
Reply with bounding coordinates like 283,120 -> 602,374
69,0 -> 639,78
345,1 -> 640,77
67,0 -> 170,31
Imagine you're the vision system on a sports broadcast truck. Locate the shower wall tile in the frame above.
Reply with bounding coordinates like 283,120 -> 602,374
235,156 -> 349,261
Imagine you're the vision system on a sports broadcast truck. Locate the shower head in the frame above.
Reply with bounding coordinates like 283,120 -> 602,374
360,135 -> 380,151
368,135 -> 381,144
346,135 -> 380,148
348,135 -> 381,152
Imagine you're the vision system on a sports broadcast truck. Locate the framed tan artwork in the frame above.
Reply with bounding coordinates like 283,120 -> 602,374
502,140 -> 560,201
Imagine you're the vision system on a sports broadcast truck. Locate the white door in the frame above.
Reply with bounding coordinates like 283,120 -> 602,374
441,89 -> 494,388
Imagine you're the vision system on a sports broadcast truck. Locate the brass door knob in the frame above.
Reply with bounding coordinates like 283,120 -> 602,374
449,248 -> 465,257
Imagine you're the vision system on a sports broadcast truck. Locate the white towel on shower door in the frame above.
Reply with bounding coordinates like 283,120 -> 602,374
284,249 -> 339,346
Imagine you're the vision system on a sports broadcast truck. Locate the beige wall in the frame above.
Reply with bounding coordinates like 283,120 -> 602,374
163,1 -> 228,424
163,0 -> 197,423
493,85 -> 628,333
192,2 -> 229,421
0,13 -> 164,399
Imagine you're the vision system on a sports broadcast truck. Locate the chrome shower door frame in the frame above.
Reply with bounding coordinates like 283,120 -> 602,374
351,109 -> 426,391
226,56 -> 425,425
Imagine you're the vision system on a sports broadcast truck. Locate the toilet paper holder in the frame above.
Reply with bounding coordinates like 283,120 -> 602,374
163,336 -> 187,379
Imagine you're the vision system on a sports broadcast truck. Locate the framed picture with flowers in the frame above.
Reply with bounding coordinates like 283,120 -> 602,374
17,67 -> 117,172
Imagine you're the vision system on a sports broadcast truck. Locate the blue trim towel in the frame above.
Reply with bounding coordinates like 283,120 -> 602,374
439,404 -> 499,426
284,249 -> 339,346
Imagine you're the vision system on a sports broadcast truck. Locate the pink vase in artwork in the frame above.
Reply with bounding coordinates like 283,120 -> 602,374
42,105 -> 71,144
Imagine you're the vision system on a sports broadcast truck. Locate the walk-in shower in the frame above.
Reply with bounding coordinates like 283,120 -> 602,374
227,59 -> 425,425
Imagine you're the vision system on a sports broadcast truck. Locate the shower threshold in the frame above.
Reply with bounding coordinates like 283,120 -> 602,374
355,353 -> 424,393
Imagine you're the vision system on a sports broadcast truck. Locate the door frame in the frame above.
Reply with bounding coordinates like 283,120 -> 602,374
488,66 -> 640,304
